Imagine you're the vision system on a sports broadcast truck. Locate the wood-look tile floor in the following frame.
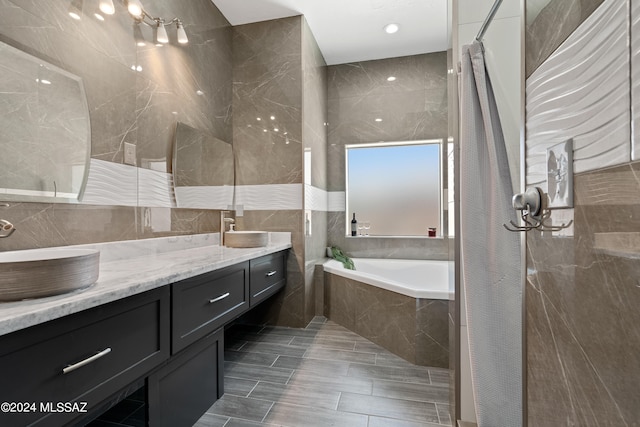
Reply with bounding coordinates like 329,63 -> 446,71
195,316 -> 452,427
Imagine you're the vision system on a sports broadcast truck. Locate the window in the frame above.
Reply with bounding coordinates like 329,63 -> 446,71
346,140 -> 441,237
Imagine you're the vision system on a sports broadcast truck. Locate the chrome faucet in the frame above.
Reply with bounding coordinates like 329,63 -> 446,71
220,210 -> 235,246
0,203 -> 15,238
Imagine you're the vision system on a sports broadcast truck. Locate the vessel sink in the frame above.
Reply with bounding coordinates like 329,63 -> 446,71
224,231 -> 268,248
0,248 -> 100,301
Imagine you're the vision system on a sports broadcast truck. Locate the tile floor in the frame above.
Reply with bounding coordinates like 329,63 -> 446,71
196,316 -> 452,427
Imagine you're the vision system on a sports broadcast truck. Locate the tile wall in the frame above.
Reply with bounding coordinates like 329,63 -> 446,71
231,16 -> 327,328
326,53 -> 451,260
525,0 -> 640,424
324,272 -> 449,368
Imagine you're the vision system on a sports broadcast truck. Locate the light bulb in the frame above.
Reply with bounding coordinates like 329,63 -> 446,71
384,23 -> 399,34
68,0 -> 83,20
156,21 -> 169,44
133,23 -> 146,47
99,0 -> 115,15
127,0 -> 143,18
176,21 -> 188,44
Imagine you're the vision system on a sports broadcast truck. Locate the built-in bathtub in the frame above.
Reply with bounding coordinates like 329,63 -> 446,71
323,258 -> 452,368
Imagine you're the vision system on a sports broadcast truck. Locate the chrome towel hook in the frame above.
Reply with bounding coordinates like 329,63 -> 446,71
504,187 -> 572,233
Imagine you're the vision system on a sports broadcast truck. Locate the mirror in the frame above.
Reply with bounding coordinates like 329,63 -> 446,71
172,122 -> 234,209
0,41 -> 91,203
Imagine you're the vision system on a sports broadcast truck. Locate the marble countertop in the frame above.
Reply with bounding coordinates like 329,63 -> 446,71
0,233 -> 291,337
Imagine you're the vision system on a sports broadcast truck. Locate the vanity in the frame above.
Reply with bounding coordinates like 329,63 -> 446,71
0,233 -> 290,426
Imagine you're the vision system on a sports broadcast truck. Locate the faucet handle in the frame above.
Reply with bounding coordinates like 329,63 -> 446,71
0,219 -> 15,238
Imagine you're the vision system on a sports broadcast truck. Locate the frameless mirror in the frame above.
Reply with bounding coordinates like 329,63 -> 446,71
172,122 -> 234,209
0,41 -> 91,203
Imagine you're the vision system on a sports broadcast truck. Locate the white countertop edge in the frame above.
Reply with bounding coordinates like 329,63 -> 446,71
0,241 -> 291,337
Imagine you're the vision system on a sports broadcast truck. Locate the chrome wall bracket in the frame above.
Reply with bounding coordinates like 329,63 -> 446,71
504,187 -> 573,233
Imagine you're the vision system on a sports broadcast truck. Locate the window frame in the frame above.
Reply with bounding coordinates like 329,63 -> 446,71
344,139 -> 443,237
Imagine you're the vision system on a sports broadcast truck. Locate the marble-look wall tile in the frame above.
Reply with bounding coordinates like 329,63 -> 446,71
526,163 -> 640,425
354,283 -> 416,363
0,203 -> 137,251
233,17 -> 303,187
526,0 -> 605,77
323,270 -> 449,367
302,18 -> 328,191
327,212 -> 451,260
0,0 -> 233,250
326,53 -> 449,260
234,210 -> 305,328
324,273 -> 357,330
416,299 -> 449,368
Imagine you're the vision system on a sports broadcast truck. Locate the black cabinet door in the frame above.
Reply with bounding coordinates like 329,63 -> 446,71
0,287 -> 169,427
147,328 -> 224,427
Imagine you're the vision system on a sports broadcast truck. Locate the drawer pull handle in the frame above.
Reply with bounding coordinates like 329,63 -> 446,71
266,270 -> 277,277
209,292 -> 230,304
63,347 -> 112,375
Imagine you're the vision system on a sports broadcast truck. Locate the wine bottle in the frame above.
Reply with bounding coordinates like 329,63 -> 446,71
351,213 -> 357,236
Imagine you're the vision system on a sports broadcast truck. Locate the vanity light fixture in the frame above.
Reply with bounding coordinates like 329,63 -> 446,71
68,0 -> 83,20
384,23 -> 399,34
99,0 -> 115,15
133,22 -> 146,46
155,19 -> 169,44
127,0 -> 143,18
128,1 -> 189,45
70,0 -> 189,45
176,20 -> 188,44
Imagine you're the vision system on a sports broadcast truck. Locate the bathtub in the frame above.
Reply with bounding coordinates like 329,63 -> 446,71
322,258 -> 453,300
322,257 -> 452,368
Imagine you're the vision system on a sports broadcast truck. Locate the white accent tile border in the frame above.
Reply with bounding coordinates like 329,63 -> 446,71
305,184 -> 328,211
328,191 -> 346,212
526,0 -> 630,188
235,184 -> 303,210
138,167 -> 175,208
81,159 -> 138,206
175,186 -> 234,210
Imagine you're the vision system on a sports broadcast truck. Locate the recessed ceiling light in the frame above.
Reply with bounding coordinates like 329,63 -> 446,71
387,76 -> 396,82
375,118 -> 383,122
384,23 -> 399,34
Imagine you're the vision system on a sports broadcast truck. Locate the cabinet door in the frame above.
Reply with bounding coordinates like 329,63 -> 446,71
172,262 -> 249,353
148,328 -> 224,427
249,251 -> 286,307
0,287 -> 169,427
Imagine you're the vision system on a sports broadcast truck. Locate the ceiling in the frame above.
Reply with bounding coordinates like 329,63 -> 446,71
210,0 -> 450,65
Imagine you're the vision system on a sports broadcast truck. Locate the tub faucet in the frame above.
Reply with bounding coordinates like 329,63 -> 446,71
220,210 -> 235,246
0,203 -> 15,238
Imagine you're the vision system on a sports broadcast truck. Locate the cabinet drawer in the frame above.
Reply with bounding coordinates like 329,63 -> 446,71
249,251 -> 286,306
0,287 -> 169,427
172,262 -> 248,353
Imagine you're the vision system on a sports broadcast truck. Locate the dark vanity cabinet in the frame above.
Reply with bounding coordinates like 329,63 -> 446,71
249,251 -> 286,307
0,250 -> 287,427
171,261 -> 250,354
0,287 -> 170,427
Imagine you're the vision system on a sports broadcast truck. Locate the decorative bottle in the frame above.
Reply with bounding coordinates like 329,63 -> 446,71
351,213 -> 357,236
